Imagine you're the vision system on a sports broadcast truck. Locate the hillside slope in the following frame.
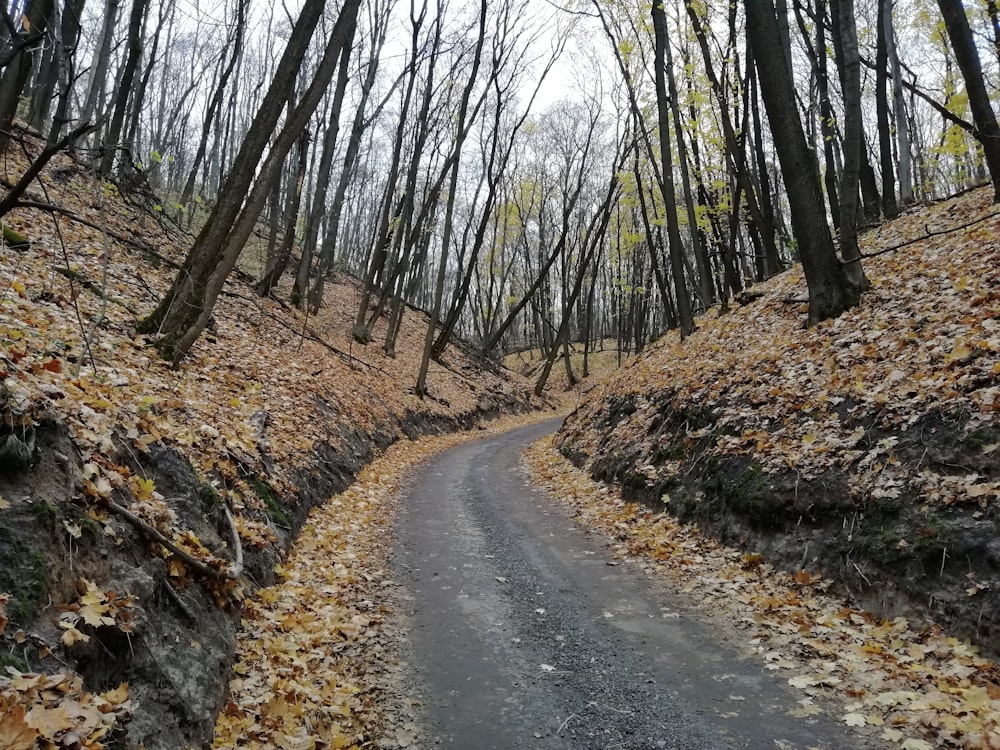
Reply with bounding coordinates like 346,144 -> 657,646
557,187 -> 1000,652
0,139 -> 543,748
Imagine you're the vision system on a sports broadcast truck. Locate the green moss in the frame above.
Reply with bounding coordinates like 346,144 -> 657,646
0,528 -> 49,626
0,653 -> 28,673
30,499 -> 58,532
855,524 -> 905,565
651,436 -> 688,464
65,504 -> 100,536
352,324 -> 372,344
912,518 -> 949,563
250,476 -> 290,528
965,426 -> 999,451
722,461 -> 772,518
0,653 -> 28,675
198,482 -> 221,513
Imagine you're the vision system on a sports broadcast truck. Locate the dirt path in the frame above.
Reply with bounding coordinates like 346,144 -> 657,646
393,421 -> 875,749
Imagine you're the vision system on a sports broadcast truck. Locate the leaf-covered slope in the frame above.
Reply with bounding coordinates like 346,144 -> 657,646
0,139 -> 542,748
556,187 -> 1000,649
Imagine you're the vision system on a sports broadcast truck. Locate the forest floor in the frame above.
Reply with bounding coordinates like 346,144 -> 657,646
211,187 -> 997,750
0,133 -> 565,749
1,127 -> 998,750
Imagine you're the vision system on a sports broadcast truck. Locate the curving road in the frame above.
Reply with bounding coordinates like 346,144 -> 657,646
393,420 -> 872,749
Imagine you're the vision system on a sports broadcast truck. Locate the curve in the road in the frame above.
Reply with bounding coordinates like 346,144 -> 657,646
394,420 -> 872,749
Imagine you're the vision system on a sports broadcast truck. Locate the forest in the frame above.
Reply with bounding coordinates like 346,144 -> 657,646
0,0 -> 998,748
0,0 -> 996,385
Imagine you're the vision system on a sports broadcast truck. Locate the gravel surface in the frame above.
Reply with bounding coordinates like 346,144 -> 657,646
393,420 -> 874,749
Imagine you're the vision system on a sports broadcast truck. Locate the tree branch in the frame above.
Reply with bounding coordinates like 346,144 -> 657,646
106,498 -> 243,580
0,122 -> 95,218
6,197 -> 180,268
860,209 -> 1000,259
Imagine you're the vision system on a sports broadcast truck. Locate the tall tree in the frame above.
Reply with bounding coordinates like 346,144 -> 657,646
833,0 -> 870,289
935,0 -> 1000,201
651,0 -> 693,338
744,0 -> 862,324
415,0 -> 488,398
0,0 -> 56,151
97,0 -> 150,177
138,0 -> 362,363
876,0 -> 899,218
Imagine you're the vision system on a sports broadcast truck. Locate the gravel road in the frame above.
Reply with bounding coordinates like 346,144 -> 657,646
393,419 -> 873,749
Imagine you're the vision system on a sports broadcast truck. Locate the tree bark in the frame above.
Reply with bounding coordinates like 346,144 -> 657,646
651,0 -> 693,338
876,0 -> 898,218
0,0 -> 55,150
935,0 -> 1000,201
255,129 -> 310,297
138,0 -> 360,363
97,0 -> 149,177
834,0 -> 870,289
744,0 -> 862,325
415,0 -> 488,398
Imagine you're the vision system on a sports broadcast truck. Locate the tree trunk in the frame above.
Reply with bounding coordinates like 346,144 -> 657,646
137,0 -> 360,363
935,0 -> 1000,201
97,0 -> 149,177
876,0 -> 899,218
291,36 -> 353,307
651,0 -> 694,338
415,0 -> 488,398
77,0 -> 119,136
886,0 -> 912,205
256,129 -> 310,297
665,17 -> 715,307
353,8 -> 431,340
0,0 -> 55,150
179,0 -> 248,210
834,0 -> 870,289
744,0 -> 862,325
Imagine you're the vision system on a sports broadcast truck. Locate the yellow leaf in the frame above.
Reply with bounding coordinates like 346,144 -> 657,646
60,625 -> 90,646
0,703 -> 37,750
79,600 -> 114,628
101,682 -> 130,706
9,280 -> 25,296
131,477 -> 155,502
25,704 -> 75,739
802,432 -> 818,446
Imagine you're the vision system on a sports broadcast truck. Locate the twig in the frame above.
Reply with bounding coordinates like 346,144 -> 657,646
52,266 -> 139,315
105,499 -> 242,581
77,209 -> 112,376
0,121 -> 95,218
160,578 -> 197,622
557,713 -> 578,735
852,562 -> 872,586
860,210 -> 1000,260
224,505 -> 244,578
7,198 -> 180,267
219,288 -> 396,378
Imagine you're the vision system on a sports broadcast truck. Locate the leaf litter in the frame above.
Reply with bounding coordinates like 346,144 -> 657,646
0,135 -> 544,747
211,411 -> 558,749
524,434 -> 1000,750
537,186 -> 1000,750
